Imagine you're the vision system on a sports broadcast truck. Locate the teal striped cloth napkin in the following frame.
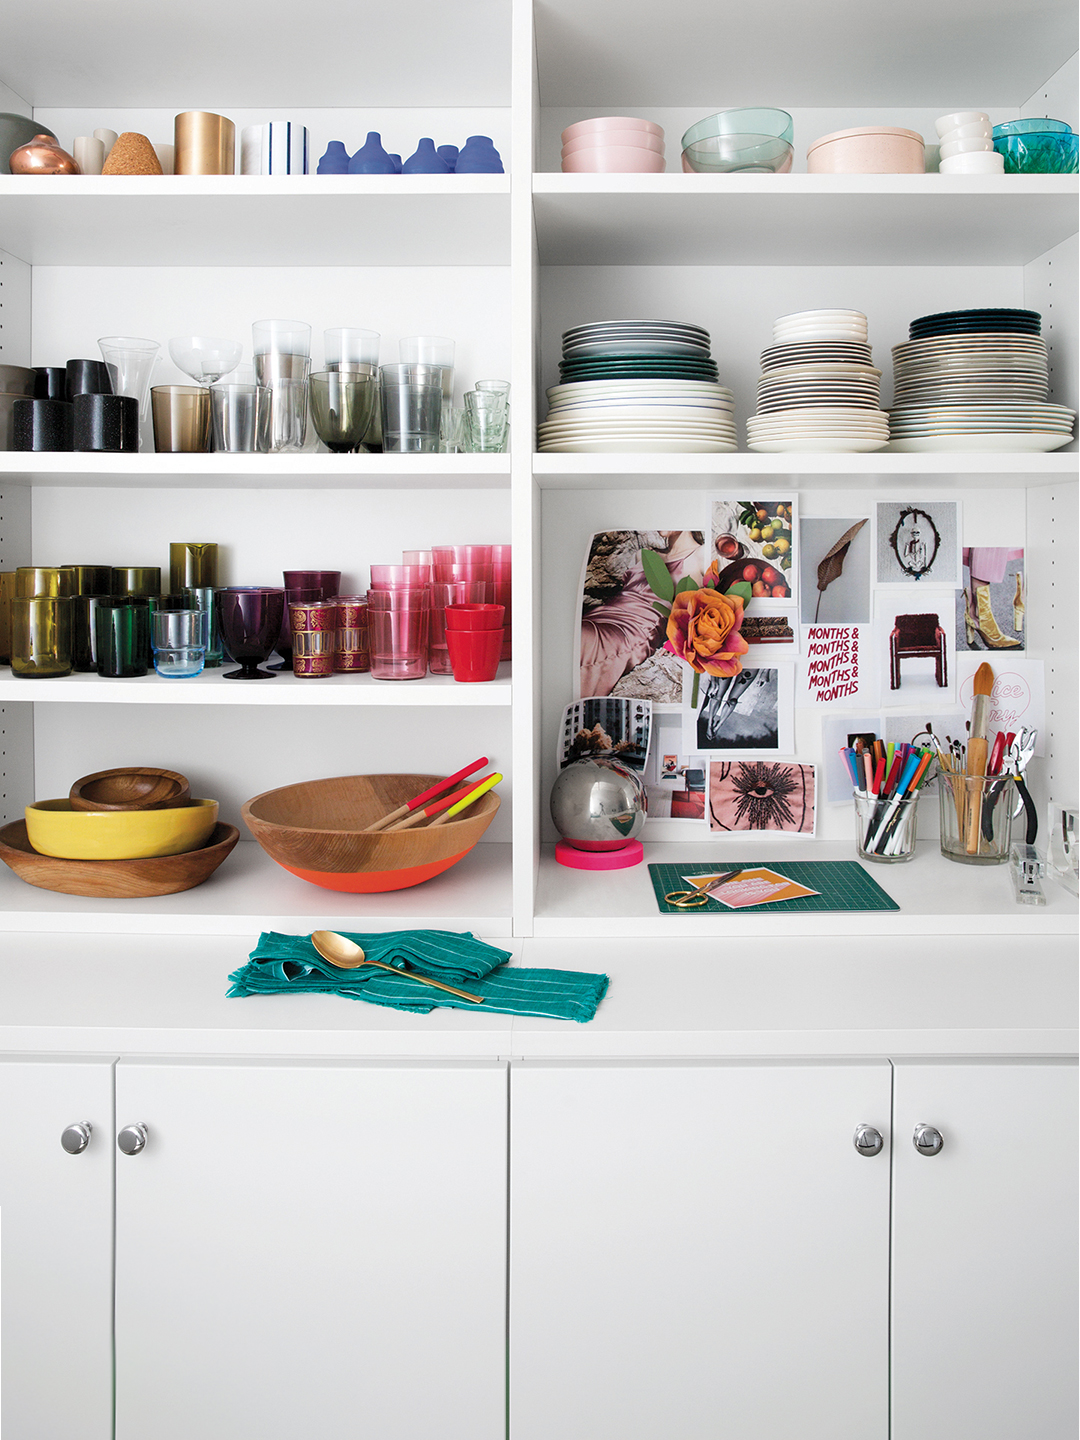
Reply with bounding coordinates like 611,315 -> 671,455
227,930 -> 609,1023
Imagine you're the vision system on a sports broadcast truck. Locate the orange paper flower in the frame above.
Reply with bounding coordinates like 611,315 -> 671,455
665,587 -> 749,677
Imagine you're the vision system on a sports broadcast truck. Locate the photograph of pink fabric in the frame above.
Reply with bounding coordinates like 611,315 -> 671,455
707,760 -> 816,834
956,546 -> 1024,652
578,529 -> 705,702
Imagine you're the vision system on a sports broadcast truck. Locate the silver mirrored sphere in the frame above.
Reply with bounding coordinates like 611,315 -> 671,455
550,757 -> 648,851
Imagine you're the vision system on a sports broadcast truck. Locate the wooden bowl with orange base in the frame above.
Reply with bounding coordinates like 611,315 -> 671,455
241,773 -> 501,893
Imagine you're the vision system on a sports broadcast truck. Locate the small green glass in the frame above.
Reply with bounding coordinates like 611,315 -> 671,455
11,595 -> 72,678
64,565 -> 112,595
94,597 -> 151,677
72,594 -> 109,672
111,566 -> 161,598
182,586 -> 224,667
16,565 -> 77,598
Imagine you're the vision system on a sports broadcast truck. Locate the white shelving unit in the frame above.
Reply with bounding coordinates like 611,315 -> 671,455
0,0 -> 1075,943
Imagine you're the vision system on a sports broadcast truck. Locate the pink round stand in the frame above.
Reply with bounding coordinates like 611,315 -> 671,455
555,839 -> 644,870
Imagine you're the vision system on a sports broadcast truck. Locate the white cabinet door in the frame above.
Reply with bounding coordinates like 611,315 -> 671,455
0,1056 -> 114,1440
510,1060 -> 892,1440
892,1059 -> 1079,1440
114,1058 -> 507,1440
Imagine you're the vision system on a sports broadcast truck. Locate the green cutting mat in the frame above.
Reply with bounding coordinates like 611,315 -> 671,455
648,861 -> 899,915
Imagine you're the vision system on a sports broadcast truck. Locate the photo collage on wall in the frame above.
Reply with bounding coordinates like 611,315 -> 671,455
571,488 -> 1042,829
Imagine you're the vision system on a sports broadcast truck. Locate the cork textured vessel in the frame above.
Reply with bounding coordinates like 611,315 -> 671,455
102,132 -> 164,176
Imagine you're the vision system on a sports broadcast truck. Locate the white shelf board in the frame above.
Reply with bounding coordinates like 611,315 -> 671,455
533,841 -> 1079,939
0,935 -> 1073,1061
0,0 -> 510,109
0,176 -> 510,266
0,665 -> 512,706
0,839 -> 512,936
533,452 -> 1079,488
0,452 -> 510,490
532,175 -> 1079,266
534,0 -> 1077,109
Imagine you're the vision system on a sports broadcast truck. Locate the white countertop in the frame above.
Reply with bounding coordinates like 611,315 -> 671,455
0,932 -> 1073,1061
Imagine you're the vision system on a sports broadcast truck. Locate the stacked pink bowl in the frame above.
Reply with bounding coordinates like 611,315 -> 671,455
561,117 -> 665,173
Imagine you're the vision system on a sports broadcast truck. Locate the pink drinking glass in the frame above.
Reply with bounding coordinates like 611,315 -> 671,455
432,545 -> 492,567
430,579 -> 491,675
369,564 -> 429,590
433,562 -> 494,585
492,543 -> 511,661
367,587 -> 429,680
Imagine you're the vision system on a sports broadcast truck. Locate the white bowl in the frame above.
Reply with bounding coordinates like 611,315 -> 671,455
774,309 -> 867,324
939,150 -> 1005,175
939,136 -> 994,159
940,121 -> 994,142
935,110 -> 990,138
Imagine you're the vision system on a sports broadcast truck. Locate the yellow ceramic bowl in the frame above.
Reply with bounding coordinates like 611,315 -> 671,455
25,798 -> 219,861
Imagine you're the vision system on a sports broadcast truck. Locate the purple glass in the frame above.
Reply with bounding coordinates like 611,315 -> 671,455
367,588 -> 429,680
219,586 -> 286,680
273,568 -> 341,669
430,579 -> 491,675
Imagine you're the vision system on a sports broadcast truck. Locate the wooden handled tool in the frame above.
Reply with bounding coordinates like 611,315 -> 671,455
965,662 -> 995,854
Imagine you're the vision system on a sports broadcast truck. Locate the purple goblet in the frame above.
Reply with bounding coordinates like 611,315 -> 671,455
272,568 -> 342,670
219,586 -> 286,680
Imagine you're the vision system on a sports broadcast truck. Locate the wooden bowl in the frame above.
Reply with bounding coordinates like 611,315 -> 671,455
0,821 -> 238,898
69,767 -> 191,812
241,773 -> 500,893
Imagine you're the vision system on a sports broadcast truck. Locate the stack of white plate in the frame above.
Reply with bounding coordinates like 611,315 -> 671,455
747,310 -> 889,452
538,379 -> 736,453
888,310 -> 1076,451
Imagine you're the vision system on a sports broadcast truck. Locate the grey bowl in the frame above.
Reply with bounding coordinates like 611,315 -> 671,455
0,114 -> 57,175
0,364 -> 36,396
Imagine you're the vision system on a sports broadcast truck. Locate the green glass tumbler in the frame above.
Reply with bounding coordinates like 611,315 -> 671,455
169,542 -> 218,592
94,596 -> 151,677
11,595 -> 72,677
0,571 -> 16,663
182,586 -> 224,667
64,565 -> 112,596
111,566 -> 161,598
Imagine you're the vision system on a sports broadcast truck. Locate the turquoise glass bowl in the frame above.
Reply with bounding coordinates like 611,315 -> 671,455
681,108 -> 794,151
992,118 -> 1072,137
993,129 -> 1078,174
683,135 -> 793,173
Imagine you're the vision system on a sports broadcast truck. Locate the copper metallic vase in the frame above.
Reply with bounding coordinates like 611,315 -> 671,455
9,135 -> 81,175
174,111 -> 235,175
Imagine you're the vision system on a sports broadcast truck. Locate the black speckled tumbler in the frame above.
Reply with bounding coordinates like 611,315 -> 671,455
34,366 -> 67,400
13,397 -> 74,451
73,392 -> 138,452
66,358 -> 113,401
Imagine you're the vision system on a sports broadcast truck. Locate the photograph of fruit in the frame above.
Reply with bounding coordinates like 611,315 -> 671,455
709,495 -> 799,608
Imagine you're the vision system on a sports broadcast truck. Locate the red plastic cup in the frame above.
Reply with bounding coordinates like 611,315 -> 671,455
445,603 -> 505,631
446,626 -> 503,681
430,580 -> 490,675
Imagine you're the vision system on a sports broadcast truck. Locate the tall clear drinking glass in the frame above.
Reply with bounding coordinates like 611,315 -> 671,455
379,363 -> 441,453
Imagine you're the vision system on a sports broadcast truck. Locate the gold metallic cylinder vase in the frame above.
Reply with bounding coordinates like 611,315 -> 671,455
169,542 -> 219,592
289,599 -> 336,678
11,595 -> 72,678
174,111 -> 235,175
0,571 -> 17,663
334,594 -> 370,672
16,565 -> 77,598
111,566 -> 161,598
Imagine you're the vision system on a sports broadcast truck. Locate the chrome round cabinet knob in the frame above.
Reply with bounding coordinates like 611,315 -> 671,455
853,1123 -> 884,1156
913,1123 -> 944,1156
60,1122 -> 93,1154
117,1123 -> 148,1156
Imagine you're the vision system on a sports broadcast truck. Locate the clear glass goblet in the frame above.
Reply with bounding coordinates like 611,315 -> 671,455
168,336 -> 243,386
309,371 -> 377,452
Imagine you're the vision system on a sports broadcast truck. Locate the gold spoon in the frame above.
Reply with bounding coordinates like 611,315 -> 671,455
310,930 -> 484,1004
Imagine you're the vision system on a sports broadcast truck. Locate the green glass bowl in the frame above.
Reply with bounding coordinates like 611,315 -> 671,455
993,130 -> 1078,174
681,108 -> 793,152
683,135 -> 793,173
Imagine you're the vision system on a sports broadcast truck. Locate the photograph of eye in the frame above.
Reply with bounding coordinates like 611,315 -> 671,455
708,761 -> 816,834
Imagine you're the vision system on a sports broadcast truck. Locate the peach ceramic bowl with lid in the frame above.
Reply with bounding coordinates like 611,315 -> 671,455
806,126 -> 925,174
